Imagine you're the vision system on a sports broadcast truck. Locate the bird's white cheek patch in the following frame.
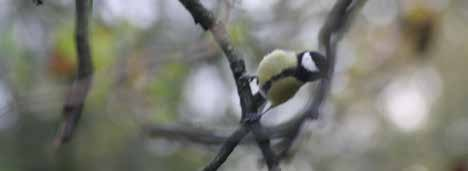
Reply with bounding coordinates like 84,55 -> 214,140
302,53 -> 318,72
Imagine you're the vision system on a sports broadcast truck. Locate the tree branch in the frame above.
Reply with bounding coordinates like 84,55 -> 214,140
178,0 -> 278,170
55,0 -> 94,145
178,0 -> 253,119
143,118 -> 305,145
274,0 -> 367,160
32,0 -> 43,6
250,123 -> 280,171
144,124 -> 232,145
202,126 -> 249,171
148,0 -> 366,169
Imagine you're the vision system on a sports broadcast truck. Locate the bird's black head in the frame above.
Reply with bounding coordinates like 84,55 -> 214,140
295,51 -> 327,82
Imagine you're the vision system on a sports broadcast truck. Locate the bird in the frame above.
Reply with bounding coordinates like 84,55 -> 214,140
244,49 -> 327,122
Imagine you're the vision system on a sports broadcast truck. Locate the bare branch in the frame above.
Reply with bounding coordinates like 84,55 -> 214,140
250,123 -> 280,171
32,0 -> 43,6
144,124 -> 230,145
178,0 -> 277,170
55,0 -> 94,145
178,0 -> 255,119
151,0 -> 366,169
203,126 -> 249,171
275,0 -> 367,160
143,117 -> 306,145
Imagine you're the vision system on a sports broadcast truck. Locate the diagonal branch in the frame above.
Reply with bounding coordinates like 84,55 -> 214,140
202,126 -> 249,171
178,0 -> 278,170
178,0 -> 253,119
250,123 -> 280,171
55,0 -> 94,145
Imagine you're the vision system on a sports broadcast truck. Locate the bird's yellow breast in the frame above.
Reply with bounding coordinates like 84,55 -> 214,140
266,78 -> 303,106
257,50 -> 303,106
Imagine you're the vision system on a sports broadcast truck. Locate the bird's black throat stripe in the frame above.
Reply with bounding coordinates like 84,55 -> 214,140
260,67 -> 299,95
260,68 -> 322,95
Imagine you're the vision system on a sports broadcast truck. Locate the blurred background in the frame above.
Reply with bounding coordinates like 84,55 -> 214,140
0,0 -> 467,170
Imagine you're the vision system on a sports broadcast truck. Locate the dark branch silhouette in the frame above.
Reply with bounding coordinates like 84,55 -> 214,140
178,0 -> 278,170
55,0 -> 94,145
275,0 -> 368,160
32,0 -> 43,6
144,124 -> 232,145
202,127 -> 250,171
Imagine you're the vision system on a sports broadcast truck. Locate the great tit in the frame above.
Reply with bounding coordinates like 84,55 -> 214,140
246,49 -> 327,121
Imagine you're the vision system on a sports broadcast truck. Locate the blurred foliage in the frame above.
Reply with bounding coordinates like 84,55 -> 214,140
147,60 -> 189,123
50,22 -> 115,80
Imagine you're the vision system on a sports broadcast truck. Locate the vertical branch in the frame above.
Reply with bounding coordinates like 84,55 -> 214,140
75,0 -> 93,78
311,0 -> 367,118
312,0 -> 351,119
275,0 -> 367,160
55,0 -> 94,145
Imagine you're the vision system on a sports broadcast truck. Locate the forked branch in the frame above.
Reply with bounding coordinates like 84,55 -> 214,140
150,0 -> 367,170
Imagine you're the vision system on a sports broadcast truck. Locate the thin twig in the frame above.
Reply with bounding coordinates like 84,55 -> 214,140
55,0 -> 94,145
144,122 -> 308,146
144,124 -> 231,145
